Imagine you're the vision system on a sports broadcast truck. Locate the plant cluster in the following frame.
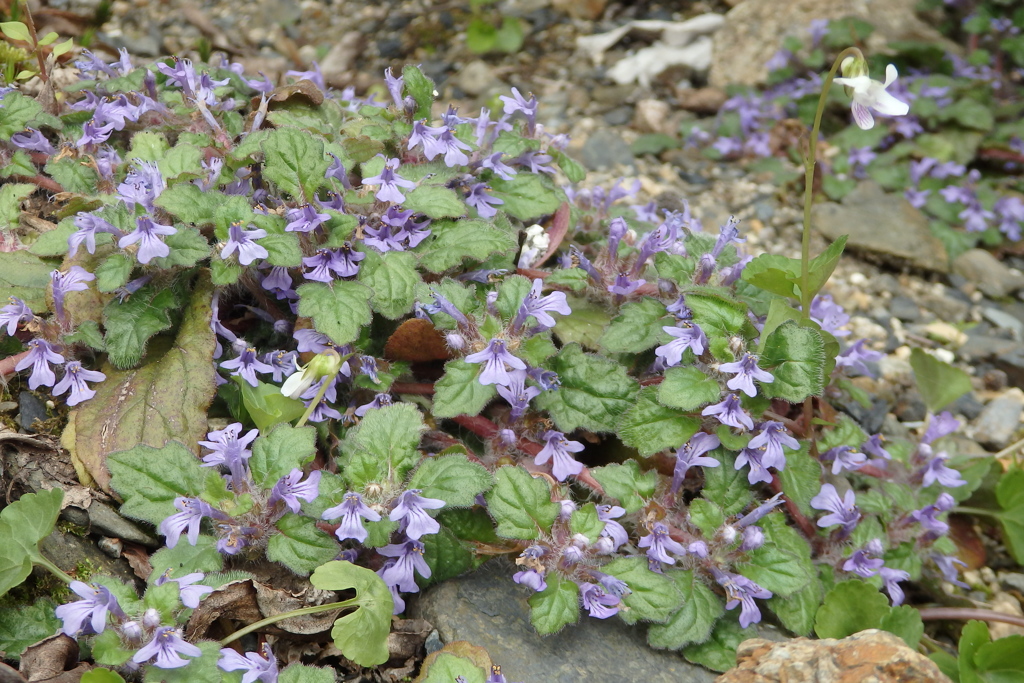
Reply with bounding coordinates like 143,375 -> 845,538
0,32 -> 1022,683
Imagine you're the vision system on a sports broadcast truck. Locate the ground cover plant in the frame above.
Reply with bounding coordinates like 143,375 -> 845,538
1,8 -> 1023,681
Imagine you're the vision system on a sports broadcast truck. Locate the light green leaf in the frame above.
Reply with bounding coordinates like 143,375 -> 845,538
158,144 -> 203,180
701,451 -> 752,515
602,556 -> 682,624
686,292 -> 748,337
599,298 -> 667,354
569,503 -> 605,544
94,254 -> 134,293
129,131 -> 170,161
0,94 -> 43,140
154,226 -> 210,269
994,466 -> 1024,564
408,453 -> 493,507
909,347 -> 972,413
432,359 -> 497,419
0,488 -> 63,548
148,534 -> 224,576
552,295 -> 612,351
262,127 -> 330,200
418,219 -> 517,273
401,65 -> 435,120
359,250 -> 421,319
108,442 -> 210,525
279,665 -> 336,683
769,574 -> 821,636
777,442 -> 819,518
689,499 -> 724,538
81,669 -> 125,683
490,173 -> 562,222
0,183 -> 35,230
736,514 -> 813,597
0,598 -> 60,659
310,561 -> 394,667
534,344 -> 638,433
683,619 -> 755,672
249,424 -> 317,489
759,321 -> 826,403
340,403 -> 425,488
45,158 -> 99,195
268,514 -> 340,576
648,570 -> 723,649
403,185 -> 466,219
879,605 -> 924,648
154,183 -> 220,225
0,21 -> 32,43
233,377 -> 307,433
616,386 -> 699,457
417,652 -> 486,683
485,466 -> 558,540
590,460 -> 657,513
101,283 -> 179,368
296,281 -> 373,346
528,574 -> 579,635
658,366 -> 722,411
143,641 -> 221,683
814,580 -> 891,639
0,521 -> 34,599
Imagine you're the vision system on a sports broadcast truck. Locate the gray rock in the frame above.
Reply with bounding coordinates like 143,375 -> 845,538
959,328 -> 1019,362
889,296 -> 921,323
457,60 -> 501,97
920,290 -> 971,324
982,307 -> 1024,336
580,129 -> 635,171
18,391 -> 48,432
972,389 -> 1024,449
39,529 -> 137,585
603,105 -> 634,126
994,350 -> 1024,390
413,563 -> 718,683
812,182 -> 948,273
950,393 -> 985,421
952,249 -> 1024,299
88,501 -> 160,547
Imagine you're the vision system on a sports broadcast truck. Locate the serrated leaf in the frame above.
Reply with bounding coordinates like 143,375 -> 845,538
154,183 -> 220,225
340,403 -> 425,488
418,218 -> 517,273
737,514 -> 813,596
658,366 -> 722,411
402,65 -> 435,120
408,453 -> 492,507
129,131 -> 170,161
296,281 -> 373,346
534,344 -> 637,433
28,219 -> 76,257
310,561 -> 393,667
268,514 -> 340,576
648,570 -> 723,649
814,580 -> 891,639
590,461 -> 657,513
154,226 -> 210,269
552,295 -> 612,350
45,158 -> 99,195
0,94 -> 43,140
403,184 -> 466,219
616,386 -> 699,457
422,525 -> 477,584
102,284 -> 179,368
528,574 -> 579,635
279,665 -> 336,683
91,629 -> 135,667
95,254 -> 134,293
602,556 -> 681,624
262,127 -> 330,200
490,173 -> 562,222
687,291 -> 748,337
432,359 -> 497,419
759,321 -> 826,402
879,605 -> 924,648
107,441 -> 210,525
683,619 -> 754,672
0,183 -> 35,231
485,466 -> 558,540
148,534 -> 224,576
769,574 -> 821,636
701,451 -> 752,515
599,297 -> 667,354
249,424 -> 316,489
569,503 -> 605,544
359,250 -> 421,319
689,499 -> 724,538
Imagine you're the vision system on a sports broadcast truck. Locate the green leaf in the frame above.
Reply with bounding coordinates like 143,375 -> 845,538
64,320 -> 105,351
599,298 -> 667,354
568,503 -> 605,544
401,65 -> 435,120
602,556 -> 682,624
108,441 -> 209,525
534,344 -> 638,433
879,605 -> 924,648
149,534 -> 224,576
403,185 -> 466,219
777,442 -> 820,518
279,665 -> 336,683
91,629 -> 135,667
262,127 -> 329,200
683,619 -> 754,673
737,514 -> 813,597
528,574 -> 579,635
129,131 -> 170,161
0,488 -> 63,548
485,466 -> 559,539
81,669 -> 125,683
211,259 -> 242,285
0,94 -> 43,140
154,226 -> 210,268
418,218 -> 517,273
701,451 -> 752,515
768,574 -> 822,636
552,295 -> 612,350
648,570 -> 723,649
408,453 -> 492,507
45,158 -> 99,195
973,633 -> 1024,681
154,183 -> 220,225
545,267 -> 588,292
0,521 -> 32,599
658,366 -> 722,411
422,525 -> 477,583
490,173 -> 562,222
95,254 -> 135,293
759,321 -> 826,403
268,514 -> 340,576
102,284 -> 179,368
249,424 -> 316,489
687,292 -> 748,337
340,403 -> 425,488
0,21 -> 32,43
0,183 -> 35,231
909,347 -> 972,413
234,377 -> 307,432
553,150 -> 586,183
158,144 -> 203,180
310,561 -> 394,667
432,359 -> 498,419
143,641 -> 222,683
0,150 -> 35,180
358,250 -> 421,319
296,281 -> 373,346
943,98 -> 994,132
590,460 -> 657,513
689,499 -> 724,537
616,386 -> 700,457
994,466 -> 1024,564
814,580 -> 891,639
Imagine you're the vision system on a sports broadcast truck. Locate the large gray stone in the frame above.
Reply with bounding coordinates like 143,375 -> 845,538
580,129 -> 636,172
412,562 -> 717,683
972,389 -> 1024,450
952,249 -> 1024,299
812,181 -> 948,273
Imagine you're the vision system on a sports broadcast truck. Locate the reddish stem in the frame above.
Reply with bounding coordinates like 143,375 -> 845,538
13,174 -> 63,194
769,473 -> 817,540
918,607 -> 1024,628
1,351 -> 29,379
392,382 -> 436,395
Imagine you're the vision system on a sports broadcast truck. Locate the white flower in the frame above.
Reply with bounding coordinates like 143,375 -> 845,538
834,64 -> 910,130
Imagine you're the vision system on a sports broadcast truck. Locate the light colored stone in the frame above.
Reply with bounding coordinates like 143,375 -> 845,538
924,322 -> 967,348
952,249 -> 1024,299
971,388 -> 1024,450
633,99 -> 672,134
456,60 -> 500,97
715,629 -> 952,683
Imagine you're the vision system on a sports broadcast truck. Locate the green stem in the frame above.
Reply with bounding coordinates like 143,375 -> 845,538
219,597 -> 358,646
800,46 -> 862,319
295,375 -> 334,428
33,554 -> 75,585
953,506 -> 1002,519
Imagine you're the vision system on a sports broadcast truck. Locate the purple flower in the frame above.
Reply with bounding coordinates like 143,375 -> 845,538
133,627 -> 202,669
76,119 -> 115,147
379,539 -> 431,592
513,569 -> 546,592
480,152 -> 517,180
736,493 -> 785,528
355,393 -> 394,417
285,204 -> 331,233
702,394 -> 754,431
719,353 -> 773,397
323,492 -> 382,543
262,266 -> 297,300
499,87 -> 537,132
220,346 -> 274,387
512,279 -> 571,332
638,522 -> 686,566
922,411 -> 960,444
435,129 -> 473,167
712,568 -> 773,628
596,505 -> 628,551
303,244 -> 365,281
221,222 -> 268,265
159,497 -> 215,548
53,361 -> 106,406
579,582 -> 620,619
155,571 -> 214,609
932,554 -> 968,589
117,161 -> 165,211
218,643 -> 278,683
199,422 -> 258,483
654,324 -> 708,367
835,339 -> 882,377
747,422 -> 798,470
11,128 -> 54,154
735,447 -> 773,485
50,266 -> 95,324
15,338 -> 64,390
466,183 -> 502,218
364,207 -> 432,252
534,430 -> 585,482
921,451 -> 967,488
879,566 -> 910,606
608,272 -> 645,296
995,196 -> 1024,241
285,61 -> 325,91
671,432 -> 721,493
810,484 -> 860,535
1,296 -> 32,335
842,539 -> 885,577
848,146 -> 877,176
363,157 -> 416,203
262,350 -> 298,382
496,369 -> 541,422
69,213 -> 122,257
809,294 -> 849,337
384,67 -> 404,107
861,434 -> 892,462
118,216 -> 176,264
389,489 -> 445,539
465,338 -> 526,387
825,445 -> 867,475
269,468 -> 321,514
55,581 -> 124,637
294,328 -> 334,353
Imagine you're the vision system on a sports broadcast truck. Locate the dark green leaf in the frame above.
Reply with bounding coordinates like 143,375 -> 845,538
552,295 -> 612,350
403,185 -> 466,219
737,514 -> 814,596
616,386 -> 700,457
759,321 -> 826,403
108,441 -> 209,525
534,344 -> 638,433
486,466 -> 558,540
102,284 -> 179,368
648,570 -> 723,649
262,127 -> 330,200
590,460 -> 657,513
602,556 -> 682,624
250,424 -> 317,489
777,442 -> 820,518
418,219 -> 517,273
340,403 -> 425,488
814,580 -> 891,639
490,173 -> 563,222
432,359 -> 498,419
769,574 -> 821,636
359,250 -> 421,319
683,618 -> 754,672
422,525 -> 476,584
658,366 -> 722,411
296,281 -> 373,345
599,298 -> 667,354
686,292 -> 748,337
995,467 -> 1024,564
528,574 -> 579,635
268,514 -> 340,576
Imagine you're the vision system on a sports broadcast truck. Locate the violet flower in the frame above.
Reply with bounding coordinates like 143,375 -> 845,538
133,627 -> 202,669
76,119 -> 116,147
285,204 -> 331,233
712,568 -> 773,628
810,484 -> 860,535
379,539 -> 431,592
384,67 -> 404,108
921,452 -> 967,488
220,346 -> 274,387
15,338 -> 64,390
654,324 -> 707,367
671,432 -> 721,493
719,353 -> 773,397
221,222 -> 268,265
269,468 -> 321,514
932,554 -> 969,588
363,157 -> 416,203
861,434 -> 892,462
55,581 -> 124,637
747,421 -> 798,470
303,245 -> 365,281
466,183 -> 503,218
808,294 -> 850,337
499,87 -> 537,133
922,411 -> 960,444
512,278 -> 571,332
322,492 -> 382,543
117,160 -> 165,211
155,571 -> 214,609
389,489 -> 445,539
534,430 -> 585,482
842,539 -> 885,578
355,393 -> 393,417
69,213 -> 122,256
735,447 -> 773,485
53,361 -> 106,406
736,493 -> 785,528
835,339 -> 882,376
159,497 -> 216,548
596,505 -> 628,551
579,582 -> 620,619
496,369 -> 540,422
118,216 -> 177,264
11,128 -> 54,154
1,296 -> 32,335
465,338 -> 526,386
825,445 -> 867,475
218,643 -> 278,683
513,569 -> 546,592
702,394 -> 754,431
638,522 -> 686,567
480,152 -> 517,179
879,567 -> 910,606
50,266 -> 95,325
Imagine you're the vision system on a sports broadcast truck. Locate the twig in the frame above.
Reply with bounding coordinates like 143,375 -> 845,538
769,473 -> 817,540
391,382 -> 435,395
918,607 -> 1024,629
12,174 -> 63,194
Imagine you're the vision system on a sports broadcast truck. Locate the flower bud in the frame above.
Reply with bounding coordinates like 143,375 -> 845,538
840,54 -> 869,79
739,526 -> 764,552
121,620 -> 143,645
142,608 -> 161,629
445,332 -> 467,352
